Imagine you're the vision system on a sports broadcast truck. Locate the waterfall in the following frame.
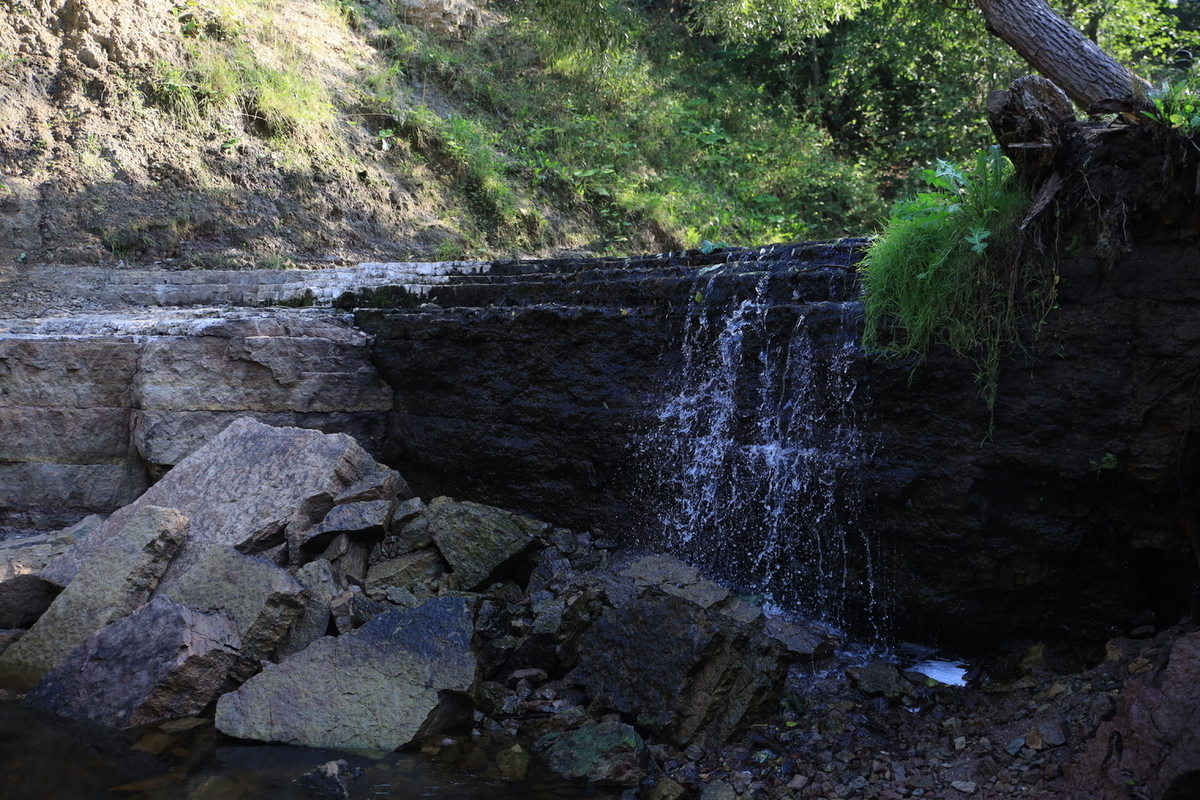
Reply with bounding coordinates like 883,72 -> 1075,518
641,268 -> 885,637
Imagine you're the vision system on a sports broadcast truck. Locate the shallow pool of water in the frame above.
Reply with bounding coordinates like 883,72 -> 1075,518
0,700 -> 617,800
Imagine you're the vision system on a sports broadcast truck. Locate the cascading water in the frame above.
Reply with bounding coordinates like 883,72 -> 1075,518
642,261 -> 887,638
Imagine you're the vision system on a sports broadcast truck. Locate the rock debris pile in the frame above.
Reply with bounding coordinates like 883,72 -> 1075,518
0,418 -> 832,792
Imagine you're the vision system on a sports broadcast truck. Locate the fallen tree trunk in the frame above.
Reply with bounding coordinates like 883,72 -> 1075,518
973,0 -> 1149,112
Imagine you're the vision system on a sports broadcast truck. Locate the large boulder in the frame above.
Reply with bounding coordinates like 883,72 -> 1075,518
25,597 -> 239,728
425,497 -> 541,590
573,591 -> 788,750
160,545 -> 308,683
274,559 -> 340,661
541,720 -> 649,785
0,505 -> 188,689
215,596 -> 477,751
41,418 -> 406,588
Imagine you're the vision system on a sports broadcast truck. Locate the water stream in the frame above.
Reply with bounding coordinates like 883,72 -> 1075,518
641,269 -> 886,638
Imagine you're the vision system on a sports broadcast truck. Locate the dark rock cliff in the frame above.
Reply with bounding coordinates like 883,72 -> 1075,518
357,123 -> 1200,648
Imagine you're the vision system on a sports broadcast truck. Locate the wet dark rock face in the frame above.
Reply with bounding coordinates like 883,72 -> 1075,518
358,127 -> 1200,648
869,124 -> 1200,644
356,243 -> 863,534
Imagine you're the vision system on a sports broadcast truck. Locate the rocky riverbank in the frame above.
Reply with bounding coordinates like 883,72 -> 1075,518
0,419 -> 1197,799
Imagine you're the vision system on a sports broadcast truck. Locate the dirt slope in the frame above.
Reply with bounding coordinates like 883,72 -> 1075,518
0,0 -> 613,300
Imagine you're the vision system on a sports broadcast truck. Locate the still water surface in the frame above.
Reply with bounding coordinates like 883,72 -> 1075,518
0,700 -> 615,799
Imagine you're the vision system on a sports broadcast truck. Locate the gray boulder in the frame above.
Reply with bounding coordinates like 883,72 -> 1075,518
41,418 -> 404,588
763,616 -> 834,661
275,559 -> 340,660
369,497 -> 429,564
363,549 -> 446,600
541,720 -> 649,785
161,545 -> 308,683
573,591 -> 788,750
0,505 -> 188,689
620,554 -> 730,609
26,597 -> 239,728
295,499 -> 393,555
0,515 -> 102,582
847,661 -> 916,702
317,533 -> 370,589
215,595 -> 478,751
425,497 -> 542,590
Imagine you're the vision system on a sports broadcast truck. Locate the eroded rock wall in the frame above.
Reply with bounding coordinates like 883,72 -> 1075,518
354,129 -> 1200,646
0,309 -> 391,531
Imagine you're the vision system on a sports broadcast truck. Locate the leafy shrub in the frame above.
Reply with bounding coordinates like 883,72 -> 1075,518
860,146 -> 1052,407
1147,76 -> 1200,132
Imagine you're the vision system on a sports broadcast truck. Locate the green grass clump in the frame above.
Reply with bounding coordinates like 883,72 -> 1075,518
860,146 -> 1049,408
1147,75 -> 1200,132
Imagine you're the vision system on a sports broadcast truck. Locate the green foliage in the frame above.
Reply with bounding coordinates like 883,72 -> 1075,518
152,0 -> 336,139
684,0 -> 870,44
860,147 -> 1051,408
697,0 -> 1200,195
151,62 -> 202,122
1147,75 -> 1200,132
1089,452 -> 1119,474
361,1 -> 882,250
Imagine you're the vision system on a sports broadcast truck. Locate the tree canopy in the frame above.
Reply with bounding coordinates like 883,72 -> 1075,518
520,0 -> 1199,188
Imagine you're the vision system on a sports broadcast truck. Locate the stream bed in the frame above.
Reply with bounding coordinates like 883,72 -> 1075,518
0,699 -> 611,800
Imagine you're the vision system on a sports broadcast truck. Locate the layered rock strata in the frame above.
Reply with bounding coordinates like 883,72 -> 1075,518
0,309 -> 392,531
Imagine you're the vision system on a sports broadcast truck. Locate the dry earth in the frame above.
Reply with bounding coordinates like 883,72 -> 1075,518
0,0 -> 625,316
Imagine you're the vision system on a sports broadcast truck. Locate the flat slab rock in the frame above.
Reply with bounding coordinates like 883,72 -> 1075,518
215,595 -> 477,752
25,597 -> 239,728
0,505 -> 188,689
41,418 -> 404,589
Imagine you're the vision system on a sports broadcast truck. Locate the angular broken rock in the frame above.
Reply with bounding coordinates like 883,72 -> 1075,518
363,548 -> 446,600
318,533 -> 370,588
0,505 -> 188,689
161,545 -> 308,683
573,591 -> 787,750
0,514 -> 103,582
426,497 -> 539,590
763,616 -> 834,661
41,419 -> 404,588
26,597 -> 239,728
297,499 -> 394,555
216,595 -> 477,751
0,574 -> 61,629
274,559 -> 340,661
847,661 -> 916,702
542,720 -> 649,785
